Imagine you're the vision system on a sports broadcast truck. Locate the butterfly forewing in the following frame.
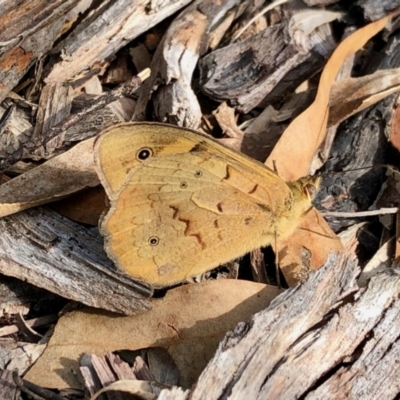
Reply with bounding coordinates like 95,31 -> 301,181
95,122 -> 288,197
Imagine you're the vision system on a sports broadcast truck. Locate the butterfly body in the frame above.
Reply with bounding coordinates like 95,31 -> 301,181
95,123 -> 317,287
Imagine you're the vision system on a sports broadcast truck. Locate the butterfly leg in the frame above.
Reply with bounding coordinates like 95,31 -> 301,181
274,229 -> 282,289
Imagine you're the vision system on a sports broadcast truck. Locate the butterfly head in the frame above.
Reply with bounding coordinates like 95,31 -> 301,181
286,175 -> 320,222
290,175 -> 321,203
273,175 -> 320,240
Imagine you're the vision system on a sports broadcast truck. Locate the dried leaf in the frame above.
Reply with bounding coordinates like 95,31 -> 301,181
329,68 -> 400,128
51,186 -> 106,225
91,380 -> 158,400
290,10 -> 343,36
213,102 -> 243,151
278,209 -> 342,285
265,15 -> 394,283
266,13 -> 394,181
25,280 -> 281,389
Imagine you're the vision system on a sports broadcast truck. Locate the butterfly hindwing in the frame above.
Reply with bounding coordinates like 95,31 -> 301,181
101,152 -> 288,287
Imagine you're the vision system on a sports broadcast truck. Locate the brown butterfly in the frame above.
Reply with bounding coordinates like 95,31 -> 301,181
94,122 -> 319,287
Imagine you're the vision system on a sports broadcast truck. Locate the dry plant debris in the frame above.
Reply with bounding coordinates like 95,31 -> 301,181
1,1 -> 400,399
25,280 -> 281,389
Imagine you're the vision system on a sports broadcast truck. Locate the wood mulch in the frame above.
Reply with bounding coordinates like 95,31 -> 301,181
1,0 -> 400,399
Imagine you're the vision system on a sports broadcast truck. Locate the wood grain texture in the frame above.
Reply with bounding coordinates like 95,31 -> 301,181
0,207 -> 152,314
0,369 -> 19,400
45,0 -> 192,85
0,88 -> 128,173
133,0 -> 244,127
157,249 -> 400,399
0,0 -> 84,103
200,21 -> 334,113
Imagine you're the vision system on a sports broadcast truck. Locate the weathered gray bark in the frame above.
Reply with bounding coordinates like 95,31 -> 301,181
0,207 -> 152,315
200,22 -> 334,113
158,250 -> 400,399
133,0 -> 245,128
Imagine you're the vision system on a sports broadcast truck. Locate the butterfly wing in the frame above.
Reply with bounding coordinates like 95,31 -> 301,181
95,123 -> 213,197
94,122 -> 286,197
101,151 -> 292,287
95,122 -> 318,287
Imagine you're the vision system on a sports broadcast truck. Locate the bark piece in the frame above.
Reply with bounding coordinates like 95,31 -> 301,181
81,353 -> 168,400
133,0 -> 244,128
306,273 -> 400,398
357,0 -> 400,21
0,104 -> 34,172
156,249 -> 360,399
200,21 -> 334,113
0,71 -> 144,172
32,83 -> 74,143
158,251 -> 400,399
0,95 -> 112,172
45,0 -> 192,85
159,246 -> 400,398
249,248 -> 269,284
80,353 -> 138,397
63,96 -> 134,143
35,70 -> 149,158
0,207 -> 152,315
0,0 -> 86,103
188,250 -> 359,399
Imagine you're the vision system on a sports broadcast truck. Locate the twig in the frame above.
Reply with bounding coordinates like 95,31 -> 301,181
13,371 -> 68,400
0,69 -> 151,172
321,207 -> 399,218
35,68 -> 151,154
0,314 -> 58,337
231,0 -> 289,42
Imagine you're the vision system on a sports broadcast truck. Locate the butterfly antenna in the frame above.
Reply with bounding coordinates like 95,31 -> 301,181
322,164 -> 392,177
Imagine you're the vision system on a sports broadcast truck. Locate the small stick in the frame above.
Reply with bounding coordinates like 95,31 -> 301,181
13,371 -> 68,400
0,69 -> 151,172
321,207 -> 398,218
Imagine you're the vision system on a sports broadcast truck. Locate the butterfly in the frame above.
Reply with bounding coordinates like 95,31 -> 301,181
94,122 -> 319,287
